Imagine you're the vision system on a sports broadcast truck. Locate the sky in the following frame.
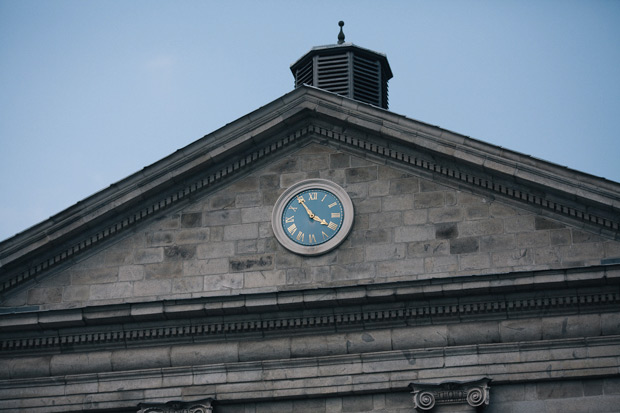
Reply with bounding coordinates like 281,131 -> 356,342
1,0 -> 619,242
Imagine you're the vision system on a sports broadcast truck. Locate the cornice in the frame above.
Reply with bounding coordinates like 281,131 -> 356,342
1,87 -> 619,298
1,266 -> 618,355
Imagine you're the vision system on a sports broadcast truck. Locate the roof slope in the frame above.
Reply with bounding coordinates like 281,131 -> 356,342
1,86 -> 619,298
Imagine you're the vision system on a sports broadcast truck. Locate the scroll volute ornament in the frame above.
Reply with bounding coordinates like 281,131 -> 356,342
410,378 -> 491,412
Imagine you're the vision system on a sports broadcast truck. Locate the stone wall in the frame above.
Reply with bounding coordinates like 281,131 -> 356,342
3,143 -> 620,311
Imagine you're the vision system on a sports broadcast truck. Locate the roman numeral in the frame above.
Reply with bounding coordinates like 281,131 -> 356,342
308,192 -> 318,200
328,222 -> 338,230
287,224 -> 297,235
296,231 -> 305,242
285,216 -> 295,223
309,233 -> 316,244
328,202 -> 337,208
331,212 -> 340,218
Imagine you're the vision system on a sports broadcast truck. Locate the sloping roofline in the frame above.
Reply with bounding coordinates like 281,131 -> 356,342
1,85 -> 619,296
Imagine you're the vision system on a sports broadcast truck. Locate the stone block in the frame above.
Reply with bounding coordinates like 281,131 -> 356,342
134,248 -> 164,264
27,287 -> 62,305
516,232 -> 549,248
345,329 -> 392,354
204,273 -> 244,291
415,191 -> 445,209
164,245 -> 196,261
238,337 -> 291,362
330,153 -> 350,169
171,342 -> 239,366
542,314 -> 602,339
536,380 -> 583,399
291,333 -> 347,358
244,270 -> 285,288
504,215 -> 535,233
196,241 -> 235,259
177,228 -> 210,244
369,211 -> 402,229
62,284 -> 91,302
458,253 -> 490,271
500,319 -> 542,342
172,276 -> 204,293
365,244 -> 406,261
342,394 -> 373,412
479,234 -> 515,252
376,258 -> 424,278
146,230 -> 175,246
404,209 -> 428,225
390,177 -> 419,194
204,209 -> 241,226
448,321 -> 500,346
391,325 -> 448,349
230,254 -> 274,272
111,347 -> 170,371
181,212 -> 202,228
132,279 -> 172,297
224,223 -> 259,241
184,258 -> 229,276
383,194 -> 414,211
394,225 -> 435,243
408,240 -> 449,257
71,267 -> 119,285
450,237 -> 478,254
119,265 -> 145,281
492,249 -> 533,267
424,255 -> 458,273
90,282 -> 134,300
50,351 -> 111,375
241,206 -> 272,224
435,223 -> 458,239
145,261 -> 183,279
458,218 -> 503,237
535,217 -> 565,230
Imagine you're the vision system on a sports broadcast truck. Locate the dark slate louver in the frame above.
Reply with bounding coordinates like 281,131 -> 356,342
291,21 -> 393,109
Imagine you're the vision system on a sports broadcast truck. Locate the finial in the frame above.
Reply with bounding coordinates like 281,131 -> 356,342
337,21 -> 345,44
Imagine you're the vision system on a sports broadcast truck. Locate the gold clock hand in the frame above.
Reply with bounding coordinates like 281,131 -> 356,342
297,197 -> 315,219
313,215 -> 328,225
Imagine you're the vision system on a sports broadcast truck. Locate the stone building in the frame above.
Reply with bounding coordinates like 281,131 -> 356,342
1,23 -> 619,413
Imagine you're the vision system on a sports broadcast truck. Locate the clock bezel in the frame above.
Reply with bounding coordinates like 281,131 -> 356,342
271,179 -> 354,256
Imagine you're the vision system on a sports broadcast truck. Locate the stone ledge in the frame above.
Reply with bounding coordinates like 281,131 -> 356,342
2,264 -> 617,332
0,336 -> 617,412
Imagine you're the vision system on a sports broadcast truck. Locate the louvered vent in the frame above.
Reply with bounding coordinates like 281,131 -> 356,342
353,54 -> 382,107
294,59 -> 313,88
316,53 -> 349,96
290,21 -> 393,109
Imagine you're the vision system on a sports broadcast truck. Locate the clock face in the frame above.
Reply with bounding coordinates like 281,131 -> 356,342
281,188 -> 344,246
272,179 -> 354,256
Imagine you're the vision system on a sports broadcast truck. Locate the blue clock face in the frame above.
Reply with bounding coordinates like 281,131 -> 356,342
281,188 -> 344,246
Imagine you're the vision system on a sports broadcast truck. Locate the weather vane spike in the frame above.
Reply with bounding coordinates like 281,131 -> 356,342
337,21 -> 345,44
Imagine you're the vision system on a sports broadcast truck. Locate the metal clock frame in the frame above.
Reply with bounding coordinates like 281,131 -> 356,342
271,179 -> 354,256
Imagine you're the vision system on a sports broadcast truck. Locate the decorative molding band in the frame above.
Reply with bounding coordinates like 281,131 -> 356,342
313,125 -> 620,234
2,286 -> 618,353
410,378 -> 491,412
138,398 -> 213,413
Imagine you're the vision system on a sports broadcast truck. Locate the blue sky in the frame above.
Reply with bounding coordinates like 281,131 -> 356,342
1,0 -> 619,241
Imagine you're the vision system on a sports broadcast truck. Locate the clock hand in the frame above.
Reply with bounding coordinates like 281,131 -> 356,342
297,197 -> 315,219
313,215 -> 328,225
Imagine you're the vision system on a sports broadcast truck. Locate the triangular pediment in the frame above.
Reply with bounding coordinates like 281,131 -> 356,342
1,86 -> 619,310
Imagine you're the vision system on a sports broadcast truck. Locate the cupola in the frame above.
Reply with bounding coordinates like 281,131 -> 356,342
290,21 -> 393,109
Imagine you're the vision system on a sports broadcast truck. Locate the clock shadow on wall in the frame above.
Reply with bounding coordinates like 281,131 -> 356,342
271,179 -> 354,256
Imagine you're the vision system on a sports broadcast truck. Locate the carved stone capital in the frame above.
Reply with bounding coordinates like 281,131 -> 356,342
410,378 -> 491,412
137,398 -> 214,413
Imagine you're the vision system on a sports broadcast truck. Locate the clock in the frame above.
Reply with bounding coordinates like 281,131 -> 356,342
271,179 -> 354,256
